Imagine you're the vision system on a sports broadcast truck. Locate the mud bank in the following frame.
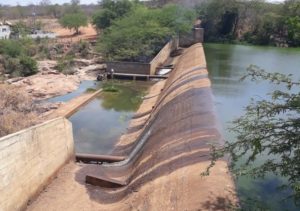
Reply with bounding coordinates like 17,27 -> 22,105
27,43 -> 237,211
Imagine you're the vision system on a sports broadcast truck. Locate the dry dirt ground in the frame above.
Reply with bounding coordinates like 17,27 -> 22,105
27,44 -> 237,211
44,18 -> 98,42
10,18 -> 98,43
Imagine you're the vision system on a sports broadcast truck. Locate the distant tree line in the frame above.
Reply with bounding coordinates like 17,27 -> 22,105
196,0 -> 300,47
0,0 -> 96,19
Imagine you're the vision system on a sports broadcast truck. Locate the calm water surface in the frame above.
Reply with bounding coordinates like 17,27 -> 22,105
48,80 -> 99,103
68,80 -> 152,155
204,43 -> 300,210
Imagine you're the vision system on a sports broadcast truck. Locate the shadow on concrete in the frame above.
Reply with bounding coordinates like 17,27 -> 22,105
74,86 -> 220,205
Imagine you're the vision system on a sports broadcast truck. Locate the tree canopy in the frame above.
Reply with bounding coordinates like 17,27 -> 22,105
97,4 -> 195,62
92,0 -> 135,30
59,12 -> 88,34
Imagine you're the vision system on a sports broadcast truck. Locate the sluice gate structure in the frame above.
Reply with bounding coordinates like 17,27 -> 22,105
0,43 -> 237,211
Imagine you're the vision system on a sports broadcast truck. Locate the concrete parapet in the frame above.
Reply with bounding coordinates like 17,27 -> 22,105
0,117 -> 74,211
149,39 -> 178,75
179,28 -> 204,47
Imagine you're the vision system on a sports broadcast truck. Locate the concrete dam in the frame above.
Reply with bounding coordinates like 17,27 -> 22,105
0,43 -> 237,211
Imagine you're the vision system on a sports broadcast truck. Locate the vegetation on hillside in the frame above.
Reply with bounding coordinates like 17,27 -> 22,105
97,2 -> 195,62
197,0 -> 300,46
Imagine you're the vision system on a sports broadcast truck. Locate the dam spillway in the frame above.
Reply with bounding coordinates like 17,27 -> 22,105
1,43 -> 237,211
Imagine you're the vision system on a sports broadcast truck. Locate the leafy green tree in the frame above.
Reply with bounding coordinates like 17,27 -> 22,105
154,4 -> 196,35
286,16 -> 300,46
98,4 -> 195,62
92,0 -> 134,30
205,66 -> 300,204
59,12 -> 88,34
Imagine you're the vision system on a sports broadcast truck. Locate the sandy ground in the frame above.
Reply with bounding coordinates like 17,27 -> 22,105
7,60 -> 105,100
10,18 -> 98,43
51,23 -> 98,43
27,44 -> 238,211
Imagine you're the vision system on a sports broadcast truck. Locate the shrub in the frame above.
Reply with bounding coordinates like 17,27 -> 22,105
56,55 -> 76,75
19,56 -> 38,76
2,56 -> 37,77
0,39 -> 39,77
0,40 -> 23,57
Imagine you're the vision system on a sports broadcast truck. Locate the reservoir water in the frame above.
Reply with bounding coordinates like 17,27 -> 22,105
204,43 -> 300,210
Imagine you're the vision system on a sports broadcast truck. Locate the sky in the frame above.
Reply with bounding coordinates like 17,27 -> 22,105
0,0 -> 286,6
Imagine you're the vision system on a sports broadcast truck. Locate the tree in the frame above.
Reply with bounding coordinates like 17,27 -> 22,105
286,16 -> 300,46
92,0 -> 134,30
98,4 -> 195,62
59,12 -> 88,35
205,66 -> 300,204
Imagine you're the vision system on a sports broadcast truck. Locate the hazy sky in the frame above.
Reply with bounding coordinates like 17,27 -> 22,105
0,0 -> 285,6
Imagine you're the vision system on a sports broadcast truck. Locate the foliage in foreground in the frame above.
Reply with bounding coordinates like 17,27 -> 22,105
98,4 -> 195,62
205,67 -> 300,204
0,84 -> 39,137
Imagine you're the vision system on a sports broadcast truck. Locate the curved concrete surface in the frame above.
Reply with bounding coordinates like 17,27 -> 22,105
85,44 -> 215,187
27,43 -> 237,211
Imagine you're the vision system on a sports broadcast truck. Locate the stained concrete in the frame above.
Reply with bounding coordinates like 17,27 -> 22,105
27,43 -> 237,211
0,118 -> 74,211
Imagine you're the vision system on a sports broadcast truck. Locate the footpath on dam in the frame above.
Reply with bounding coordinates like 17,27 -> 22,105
26,43 -> 237,211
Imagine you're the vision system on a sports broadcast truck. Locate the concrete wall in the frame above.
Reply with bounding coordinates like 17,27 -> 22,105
149,39 -> 178,75
179,28 -> 204,47
106,61 -> 150,75
0,117 -> 74,211
106,39 -> 177,75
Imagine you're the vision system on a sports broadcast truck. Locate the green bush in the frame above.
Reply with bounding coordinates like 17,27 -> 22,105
98,4 -> 195,62
19,56 -> 38,77
3,56 -> 37,77
92,0 -> 135,30
0,39 -> 39,77
56,55 -> 76,75
0,40 -> 23,58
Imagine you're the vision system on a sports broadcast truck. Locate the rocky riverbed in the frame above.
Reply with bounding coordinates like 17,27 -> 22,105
6,59 -> 105,100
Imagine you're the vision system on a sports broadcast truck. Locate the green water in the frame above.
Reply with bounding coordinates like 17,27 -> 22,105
69,80 -> 153,155
204,43 -> 300,210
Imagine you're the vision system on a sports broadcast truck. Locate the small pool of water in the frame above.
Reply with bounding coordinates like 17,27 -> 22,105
69,80 -> 153,155
48,80 -> 99,103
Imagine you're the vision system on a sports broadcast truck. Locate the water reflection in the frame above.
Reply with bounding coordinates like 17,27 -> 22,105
69,80 -> 153,155
204,43 -> 300,210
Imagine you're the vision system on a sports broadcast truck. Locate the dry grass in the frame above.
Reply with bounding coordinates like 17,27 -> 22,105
0,84 -> 39,138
